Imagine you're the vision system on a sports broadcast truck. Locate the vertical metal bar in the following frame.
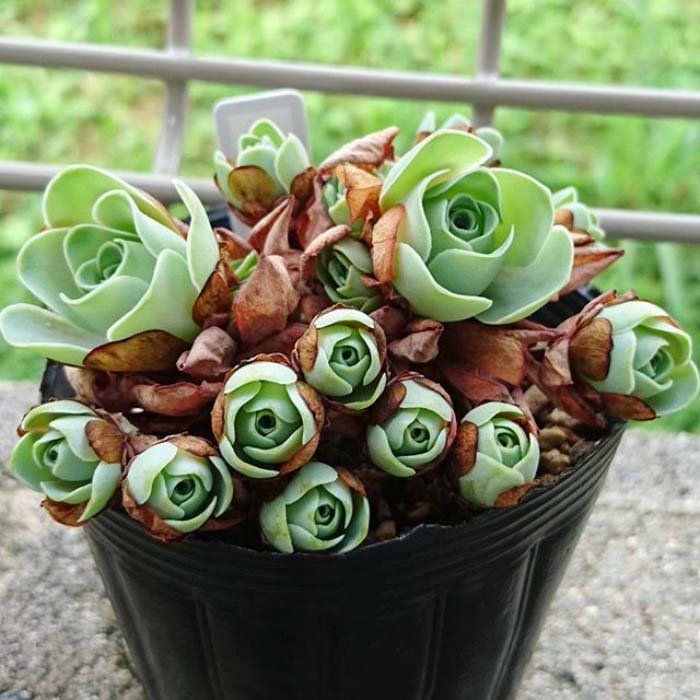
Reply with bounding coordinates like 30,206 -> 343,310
153,0 -> 193,174
473,0 -> 507,127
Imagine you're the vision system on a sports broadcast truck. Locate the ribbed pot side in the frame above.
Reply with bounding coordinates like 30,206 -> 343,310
81,423 -> 623,700
39,284 -> 622,700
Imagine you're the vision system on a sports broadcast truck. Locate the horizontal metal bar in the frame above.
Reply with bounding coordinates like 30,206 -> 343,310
2,37 -> 700,117
0,161 -> 221,204
1,161 -> 699,243
596,209 -> 700,244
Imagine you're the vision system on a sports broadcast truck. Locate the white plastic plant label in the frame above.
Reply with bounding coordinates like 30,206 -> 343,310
214,90 -> 310,232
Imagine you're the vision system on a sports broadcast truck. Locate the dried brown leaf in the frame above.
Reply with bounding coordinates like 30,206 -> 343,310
451,421 -> 478,479
177,326 -> 237,380
86,419 -> 125,463
233,255 -> 300,346
319,126 -> 399,175
299,224 -> 352,281
84,331 -> 189,373
371,205 -> 405,283
569,318 -> 613,381
228,165 -> 279,214
335,164 -> 383,223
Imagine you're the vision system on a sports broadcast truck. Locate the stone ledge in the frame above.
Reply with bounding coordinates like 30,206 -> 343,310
0,382 -> 697,699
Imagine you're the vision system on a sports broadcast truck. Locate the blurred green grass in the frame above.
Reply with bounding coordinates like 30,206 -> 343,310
0,0 -> 698,431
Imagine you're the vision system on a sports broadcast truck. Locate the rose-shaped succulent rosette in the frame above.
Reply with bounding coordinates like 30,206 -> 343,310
553,186 -> 604,241
259,460 -> 369,553
367,373 -> 456,477
373,129 -> 573,323
570,299 -> 700,419
10,400 -> 123,523
416,111 -> 504,161
215,118 -> 311,219
315,234 -> 383,313
452,402 -> 539,507
294,306 -> 388,410
123,435 -> 237,541
0,166 -> 220,370
212,355 -> 325,479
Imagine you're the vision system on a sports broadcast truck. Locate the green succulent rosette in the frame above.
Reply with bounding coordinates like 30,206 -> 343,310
452,402 -> 540,507
570,299 -> 700,419
215,118 -> 311,209
213,354 -> 325,480
416,111 -> 504,161
123,435 -> 237,540
367,373 -> 456,477
0,166 -> 220,370
553,186 -> 605,240
375,129 -> 573,323
316,234 -> 383,312
259,460 -> 370,554
294,306 -> 388,410
322,174 -> 353,226
10,400 -> 123,523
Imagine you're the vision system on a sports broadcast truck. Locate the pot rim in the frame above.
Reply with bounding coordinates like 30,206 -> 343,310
87,421 -> 625,566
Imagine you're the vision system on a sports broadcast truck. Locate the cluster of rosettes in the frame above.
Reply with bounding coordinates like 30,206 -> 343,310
4,114 -> 699,554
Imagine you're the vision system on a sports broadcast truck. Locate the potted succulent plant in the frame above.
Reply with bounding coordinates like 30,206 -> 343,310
2,111 -> 697,700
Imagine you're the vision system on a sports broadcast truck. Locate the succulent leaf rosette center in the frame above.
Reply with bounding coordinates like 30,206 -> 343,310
0,166 -> 220,369
10,400 -> 121,522
454,402 -> 540,507
214,357 -> 324,480
376,130 -> 574,324
367,374 -> 456,478
259,461 -> 369,553
295,307 -> 388,410
214,118 -> 311,215
317,236 -> 383,313
125,438 -> 234,537
571,300 -> 700,418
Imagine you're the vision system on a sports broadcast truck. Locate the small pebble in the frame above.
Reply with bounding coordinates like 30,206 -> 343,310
547,408 -> 581,430
540,449 -> 571,474
374,520 -> 397,541
538,426 -> 568,451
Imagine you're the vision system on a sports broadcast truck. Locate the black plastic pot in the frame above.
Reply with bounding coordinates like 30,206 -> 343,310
41,279 -> 623,700
87,427 -> 622,700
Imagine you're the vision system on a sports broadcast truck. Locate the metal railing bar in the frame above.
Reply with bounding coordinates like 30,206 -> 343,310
596,209 -> 700,244
1,161 -> 699,243
474,0 -> 507,127
152,0 -> 193,174
0,161 -> 220,204
3,37 -> 700,117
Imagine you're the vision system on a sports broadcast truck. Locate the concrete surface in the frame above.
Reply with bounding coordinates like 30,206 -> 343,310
0,381 -> 698,700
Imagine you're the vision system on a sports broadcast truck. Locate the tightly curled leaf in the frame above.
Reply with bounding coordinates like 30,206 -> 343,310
367,374 -> 456,477
213,355 -> 325,479
124,436 -> 234,538
230,249 -> 259,286
0,166 -> 220,370
570,300 -> 700,419
10,400 -> 122,523
374,130 -> 573,323
259,461 -> 369,553
215,119 -> 311,212
294,306 -> 387,410
416,111 -> 504,161
553,187 -> 604,241
321,164 -> 382,229
316,233 -> 383,313
323,174 -> 353,226
453,402 -> 539,507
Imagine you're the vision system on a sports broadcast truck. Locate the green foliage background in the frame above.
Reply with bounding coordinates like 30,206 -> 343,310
1,0 -> 698,432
